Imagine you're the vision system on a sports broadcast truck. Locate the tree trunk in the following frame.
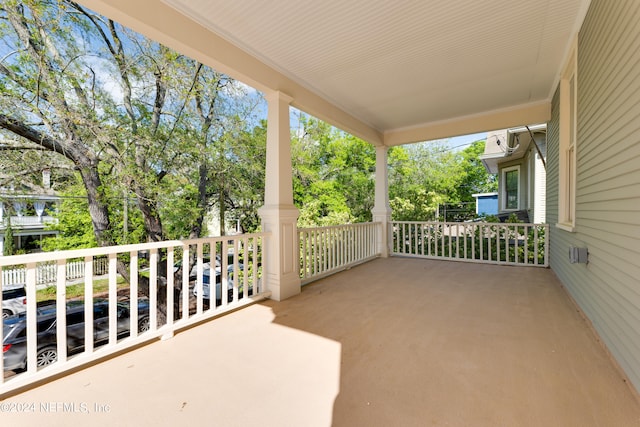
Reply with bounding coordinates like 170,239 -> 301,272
219,174 -> 226,236
189,163 -> 208,239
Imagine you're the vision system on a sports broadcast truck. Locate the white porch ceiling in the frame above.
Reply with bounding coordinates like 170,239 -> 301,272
78,0 -> 591,145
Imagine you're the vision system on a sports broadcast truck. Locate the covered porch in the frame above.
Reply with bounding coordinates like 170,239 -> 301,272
2,257 -> 639,426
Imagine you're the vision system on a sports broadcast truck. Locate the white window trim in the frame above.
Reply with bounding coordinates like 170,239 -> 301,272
557,39 -> 578,232
502,165 -> 520,211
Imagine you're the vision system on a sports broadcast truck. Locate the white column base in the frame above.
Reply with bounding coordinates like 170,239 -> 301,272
372,209 -> 392,258
259,205 -> 301,301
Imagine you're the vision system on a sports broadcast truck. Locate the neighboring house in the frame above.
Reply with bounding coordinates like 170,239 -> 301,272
0,171 -> 59,255
480,125 -> 547,223
0,196 -> 60,255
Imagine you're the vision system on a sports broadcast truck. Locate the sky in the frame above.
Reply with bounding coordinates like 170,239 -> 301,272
445,132 -> 487,152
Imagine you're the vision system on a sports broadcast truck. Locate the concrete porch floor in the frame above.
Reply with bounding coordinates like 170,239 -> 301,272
1,257 -> 640,426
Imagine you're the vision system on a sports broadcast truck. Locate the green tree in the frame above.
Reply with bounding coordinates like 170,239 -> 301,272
388,142 -> 455,221
41,186 -> 97,251
0,0 -> 263,246
0,1 -> 116,248
3,217 -> 15,256
452,140 -> 497,202
291,114 -> 375,226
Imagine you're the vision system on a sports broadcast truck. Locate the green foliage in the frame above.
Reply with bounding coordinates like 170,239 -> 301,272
42,185 -> 97,251
159,179 -> 203,239
389,140 -> 497,221
3,218 -> 15,256
0,0 -> 265,246
453,140 -> 498,201
388,142 -> 456,220
292,115 -> 375,226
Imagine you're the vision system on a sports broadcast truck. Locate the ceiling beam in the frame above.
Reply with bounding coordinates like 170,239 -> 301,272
384,102 -> 551,146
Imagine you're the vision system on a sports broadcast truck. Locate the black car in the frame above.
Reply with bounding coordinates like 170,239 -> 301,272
2,299 -> 150,371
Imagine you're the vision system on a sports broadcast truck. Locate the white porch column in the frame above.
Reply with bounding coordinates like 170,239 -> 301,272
371,145 -> 392,257
258,91 -> 300,301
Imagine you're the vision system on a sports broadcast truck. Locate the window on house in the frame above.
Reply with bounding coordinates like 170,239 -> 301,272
558,40 -> 577,231
503,166 -> 519,210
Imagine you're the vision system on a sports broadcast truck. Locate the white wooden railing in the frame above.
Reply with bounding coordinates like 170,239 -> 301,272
0,233 -> 269,396
2,258 -> 109,288
392,221 -> 548,267
299,222 -> 380,284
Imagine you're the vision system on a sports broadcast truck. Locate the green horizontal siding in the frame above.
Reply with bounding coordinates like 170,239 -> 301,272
548,0 -> 640,392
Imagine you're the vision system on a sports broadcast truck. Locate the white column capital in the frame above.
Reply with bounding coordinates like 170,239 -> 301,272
265,90 -> 293,105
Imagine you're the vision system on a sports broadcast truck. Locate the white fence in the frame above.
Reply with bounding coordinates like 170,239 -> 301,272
1,258 -> 109,288
299,222 -> 380,284
0,233 -> 269,396
392,221 -> 549,267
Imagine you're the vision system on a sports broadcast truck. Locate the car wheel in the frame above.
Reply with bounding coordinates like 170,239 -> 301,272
36,347 -> 58,367
2,309 -> 11,319
138,316 -> 151,333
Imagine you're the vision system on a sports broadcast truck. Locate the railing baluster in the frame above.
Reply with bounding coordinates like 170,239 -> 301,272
479,225 -> 484,260
222,239 -> 229,308
196,242 -> 204,314
231,239 -> 239,303
130,251 -> 139,338
253,237 -> 259,293
524,225 -> 529,265
471,223 -> 476,260
544,224 -> 549,267
499,225 -> 503,262
463,224 -> 468,260
301,231 -> 307,280
515,225 -> 519,264
56,259 -> 67,364
84,256 -> 94,354
488,225 -> 492,262
242,237 -> 249,300
108,253 -> 118,345
182,246 -> 190,320
166,247 -> 174,328
534,226 -> 539,266
25,263 -> 37,373
150,249 -> 159,330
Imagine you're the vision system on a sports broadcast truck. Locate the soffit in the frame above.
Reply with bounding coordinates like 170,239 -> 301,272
163,0 -> 588,138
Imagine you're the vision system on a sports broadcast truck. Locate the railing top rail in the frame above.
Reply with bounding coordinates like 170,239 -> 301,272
0,232 -> 271,267
392,220 -> 548,228
298,222 -> 380,233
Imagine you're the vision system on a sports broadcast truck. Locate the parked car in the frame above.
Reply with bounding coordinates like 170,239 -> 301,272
2,287 -> 27,319
174,253 -> 243,280
192,265 -> 237,302
191,263 -> 257,303
2,298 -> 150,371
174,253 -> 245,302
